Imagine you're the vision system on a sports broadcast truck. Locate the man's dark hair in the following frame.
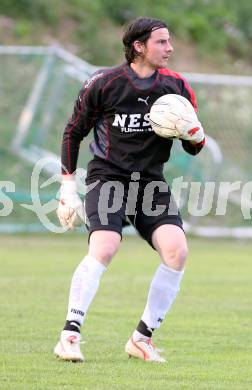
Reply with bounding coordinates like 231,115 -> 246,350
122,17 -> 168,65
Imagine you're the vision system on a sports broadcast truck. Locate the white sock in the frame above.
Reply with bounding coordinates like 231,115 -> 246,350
141,263 -> 184,329
66,255 -> 106,325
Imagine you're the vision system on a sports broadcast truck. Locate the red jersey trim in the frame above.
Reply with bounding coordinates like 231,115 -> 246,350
158,68 -> 197,112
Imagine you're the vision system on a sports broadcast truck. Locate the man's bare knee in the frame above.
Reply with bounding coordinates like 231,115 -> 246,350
88,230 -> 121,265
161,245 -> 188,270
152,225 -> 188,270
91,242 -> 118,263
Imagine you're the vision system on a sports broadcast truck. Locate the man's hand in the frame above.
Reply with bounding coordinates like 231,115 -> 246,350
57,176 -> 85,229
175,116 -> 205,144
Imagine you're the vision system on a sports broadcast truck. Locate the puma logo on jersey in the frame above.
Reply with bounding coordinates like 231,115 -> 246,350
138,96 -> 149,106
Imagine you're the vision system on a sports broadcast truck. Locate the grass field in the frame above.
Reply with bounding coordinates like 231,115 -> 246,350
0,234 -> 252,390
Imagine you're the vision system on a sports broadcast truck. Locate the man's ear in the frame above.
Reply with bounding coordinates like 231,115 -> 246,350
133,40 -> 145,54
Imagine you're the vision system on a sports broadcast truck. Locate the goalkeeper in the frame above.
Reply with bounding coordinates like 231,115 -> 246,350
54,16 -> 205,363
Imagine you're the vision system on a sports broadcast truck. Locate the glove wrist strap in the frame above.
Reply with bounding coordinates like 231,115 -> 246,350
61,178 -> 77,194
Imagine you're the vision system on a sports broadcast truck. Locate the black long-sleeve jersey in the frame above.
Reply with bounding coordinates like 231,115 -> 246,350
61,63 -> 204,179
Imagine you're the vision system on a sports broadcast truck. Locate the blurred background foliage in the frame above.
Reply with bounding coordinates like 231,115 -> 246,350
0,0 -> 251,70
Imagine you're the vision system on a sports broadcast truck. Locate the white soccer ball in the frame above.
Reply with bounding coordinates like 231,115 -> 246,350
149,94 -> 197,138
